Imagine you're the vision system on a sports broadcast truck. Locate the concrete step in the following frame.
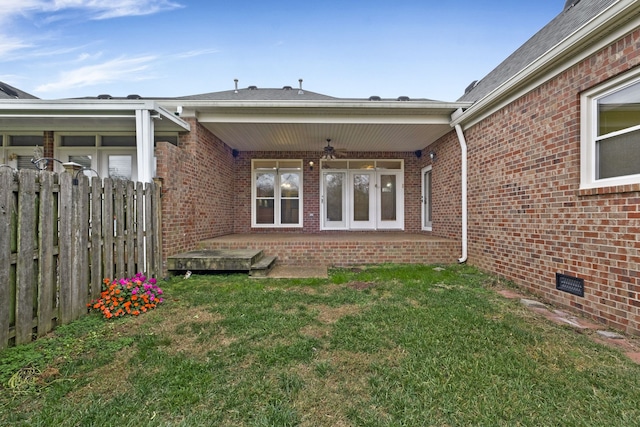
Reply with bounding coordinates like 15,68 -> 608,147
249,255 -> 278,278
167,249 -> 264,272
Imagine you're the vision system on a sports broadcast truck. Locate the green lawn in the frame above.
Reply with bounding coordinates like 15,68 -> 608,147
2,264 -> 640,426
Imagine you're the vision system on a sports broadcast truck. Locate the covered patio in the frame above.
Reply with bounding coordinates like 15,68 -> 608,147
196,232 -> 460,267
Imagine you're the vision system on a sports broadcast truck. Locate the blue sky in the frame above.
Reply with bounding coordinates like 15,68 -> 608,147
1,1 -> 563,101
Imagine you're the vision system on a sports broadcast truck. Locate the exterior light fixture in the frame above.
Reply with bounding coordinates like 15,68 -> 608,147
429,151 -> 436,161
309,161 -> 314,170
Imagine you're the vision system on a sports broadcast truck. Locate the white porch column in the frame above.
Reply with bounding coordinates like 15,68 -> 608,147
135,109 -> 155,183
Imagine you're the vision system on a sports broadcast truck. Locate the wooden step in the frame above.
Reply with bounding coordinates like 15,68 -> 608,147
167,249 -> 263,272
249,255 -> 278,278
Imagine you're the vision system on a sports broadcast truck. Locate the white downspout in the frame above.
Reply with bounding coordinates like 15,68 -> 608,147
454,123 -> 468,263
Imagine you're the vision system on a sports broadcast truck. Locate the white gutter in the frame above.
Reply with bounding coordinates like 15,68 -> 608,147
453,112 -> 468,263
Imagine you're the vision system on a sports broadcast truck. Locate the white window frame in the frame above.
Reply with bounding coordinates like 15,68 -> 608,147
580,68 -> 640,190
251,160 -> 303,228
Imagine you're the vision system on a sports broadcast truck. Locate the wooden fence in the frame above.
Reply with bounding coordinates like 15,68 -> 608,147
0,169 -> 162,349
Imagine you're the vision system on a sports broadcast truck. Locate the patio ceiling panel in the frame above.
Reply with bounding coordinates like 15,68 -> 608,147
201,122 -> 453,152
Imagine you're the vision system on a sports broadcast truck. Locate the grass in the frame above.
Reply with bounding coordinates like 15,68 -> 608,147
2,264 -> 640,426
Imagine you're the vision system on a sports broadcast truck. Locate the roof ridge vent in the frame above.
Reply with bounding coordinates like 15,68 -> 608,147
97,94 -> 112,99
369,96 -> 381,101
283,85 -> 293,90
563,0 -> 581,11
397,96 -> 410,101
248,85 -> 258,90
464,80 -> 479,94
126,94 -> 142,99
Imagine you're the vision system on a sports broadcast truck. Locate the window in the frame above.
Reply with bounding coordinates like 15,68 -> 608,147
422,166 -> 432,230
252,160 -> 302,227
581,70 -> 640,189
56,133 -> 139,180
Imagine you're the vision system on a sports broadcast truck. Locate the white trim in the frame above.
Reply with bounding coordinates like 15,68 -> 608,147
421,165 -> 433,231
580,67 -> 640,189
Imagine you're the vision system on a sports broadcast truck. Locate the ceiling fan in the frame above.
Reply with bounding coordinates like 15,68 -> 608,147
321,139 -> 346,159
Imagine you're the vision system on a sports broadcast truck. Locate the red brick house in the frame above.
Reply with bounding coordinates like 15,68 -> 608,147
1,0 -> 639,332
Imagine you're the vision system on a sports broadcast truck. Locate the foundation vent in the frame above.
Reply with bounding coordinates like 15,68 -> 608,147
556,273 -> 584,297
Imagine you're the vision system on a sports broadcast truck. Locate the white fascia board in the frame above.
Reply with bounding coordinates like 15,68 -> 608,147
452,0 -> 640,130
0,99 -> 190,131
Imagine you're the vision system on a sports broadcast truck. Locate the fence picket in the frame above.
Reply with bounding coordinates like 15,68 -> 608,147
126,181 -> 135,277
37,172 -> 55,336
58,173 -> 73,324
0,169 -> 14,349
103,179 -> 114,281
16,171 -> 36,345
114,180 -> 125,277
90,177 -> 102,301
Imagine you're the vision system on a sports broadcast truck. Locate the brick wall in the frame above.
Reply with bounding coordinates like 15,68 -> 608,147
155,119 -> 235,262
233,150 -> 431,233
444,28 -> 640,333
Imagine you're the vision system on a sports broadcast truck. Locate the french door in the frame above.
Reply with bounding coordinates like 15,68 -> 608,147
321,167 -> 403,230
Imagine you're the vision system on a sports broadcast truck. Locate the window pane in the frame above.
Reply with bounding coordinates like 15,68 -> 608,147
597,129 -> 640,179
256,199 -> 274,224
61,136 -> 95,146
376,160 -> 402,170
17,155 -> 37,170
256,173 -> 275,197
102,136 -> 136,147
10,135 -> 43,146
598,81 -> 640,135
380,175 -> 397,221
278,160 -> 301,169
108,155 -> 132,180
254,160 -> 277,169
281,199 -> 299,224
350,160 -> 375,170
280,173 -> 299,197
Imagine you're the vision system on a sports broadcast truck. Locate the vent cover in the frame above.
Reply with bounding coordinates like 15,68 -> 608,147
556,273 -> 584,297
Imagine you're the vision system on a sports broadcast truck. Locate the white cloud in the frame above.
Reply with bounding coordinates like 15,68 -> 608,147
35,55 -> 157,92
0,1 -> 183,21
175,49 -> 220,59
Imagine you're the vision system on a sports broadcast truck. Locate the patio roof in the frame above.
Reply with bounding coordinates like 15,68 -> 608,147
158,97 -> 471,152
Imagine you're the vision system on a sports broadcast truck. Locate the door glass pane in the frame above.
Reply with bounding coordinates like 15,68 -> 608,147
256,199 -> 274,224
380,175 -> 396,221
108,155 -> 131,180
325,172 -> 343,221
353,174 -> 370,221
350,160 -> 375,170
256,173 -> 275,197
424,170 -> 432,227
281,199 -> 299,224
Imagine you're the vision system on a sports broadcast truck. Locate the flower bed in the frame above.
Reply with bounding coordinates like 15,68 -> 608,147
89,273 -> 164,319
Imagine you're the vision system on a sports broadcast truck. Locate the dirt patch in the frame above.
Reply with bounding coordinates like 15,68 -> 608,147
66,346 -> 136,403
347,281 -> 376,290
